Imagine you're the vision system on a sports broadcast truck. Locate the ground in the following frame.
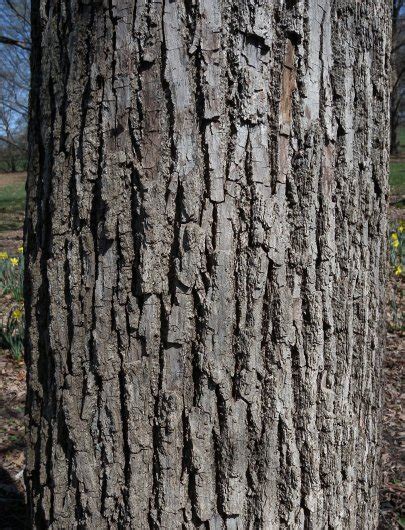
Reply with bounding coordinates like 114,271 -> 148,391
0,152 -> 403,528
379,326 -> 405,530
0,353 -> 25,528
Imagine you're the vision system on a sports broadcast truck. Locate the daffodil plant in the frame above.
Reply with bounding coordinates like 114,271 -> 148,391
389,221 -> 404,277
1,305 -> 24,360
0,250 -> 24,302
388,221 -> 404,332
0,248 -> 24,360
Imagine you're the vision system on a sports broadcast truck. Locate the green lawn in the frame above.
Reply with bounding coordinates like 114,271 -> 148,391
0,181 -> 26,232
390,160 -> 405,197
0,182 -> 25,211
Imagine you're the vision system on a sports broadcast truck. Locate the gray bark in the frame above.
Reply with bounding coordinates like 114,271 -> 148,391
25,0 -> 391,528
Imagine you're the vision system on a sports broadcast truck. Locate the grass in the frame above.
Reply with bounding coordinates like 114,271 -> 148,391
0,183 -> 25,212
390,160 -> 405,197
0,181 -> 25,232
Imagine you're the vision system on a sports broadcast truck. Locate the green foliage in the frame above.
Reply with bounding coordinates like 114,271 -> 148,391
388,221 -> 404,332
1,305 -> 24,361
0,157 -> 28,174
0,250 -> 24,301
0,249 -> 24,360
389,221 -> 404,276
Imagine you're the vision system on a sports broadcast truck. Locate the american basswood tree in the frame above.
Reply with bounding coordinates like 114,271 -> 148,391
25,0 -> 390,528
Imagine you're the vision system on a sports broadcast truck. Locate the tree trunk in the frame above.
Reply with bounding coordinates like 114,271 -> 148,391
25,1 -> 390,528
390,99 -> 400,156
390,0 -> 402,157
10,154 -> 17,173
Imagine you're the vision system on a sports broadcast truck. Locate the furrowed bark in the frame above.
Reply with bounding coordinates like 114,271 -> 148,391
25,1 -> 390,528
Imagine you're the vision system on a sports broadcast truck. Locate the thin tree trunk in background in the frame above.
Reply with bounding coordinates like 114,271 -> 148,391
391,0 -> 400,156
25,1 -> 390,528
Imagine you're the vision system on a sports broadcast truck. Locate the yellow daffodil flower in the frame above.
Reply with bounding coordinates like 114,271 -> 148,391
12,309 -> 22,320
391,233 -> 399,248
17,246 -> 23,254
10,257 -> 19,266
394,265 -> 403,276
0,251 -> 8,259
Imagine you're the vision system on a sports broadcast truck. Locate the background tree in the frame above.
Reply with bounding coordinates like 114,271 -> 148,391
25,1 -> 391,528
391,0 -> 405,154
0,0 -> 30,170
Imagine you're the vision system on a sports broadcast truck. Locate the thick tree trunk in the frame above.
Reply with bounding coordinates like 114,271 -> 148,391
25,1 -> 390,528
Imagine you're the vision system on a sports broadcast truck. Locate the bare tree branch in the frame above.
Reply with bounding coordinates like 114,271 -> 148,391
0,134 -> 26,151
5,0 -> 30,26
391,39 -> 405,55
0,34 -> 29,50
